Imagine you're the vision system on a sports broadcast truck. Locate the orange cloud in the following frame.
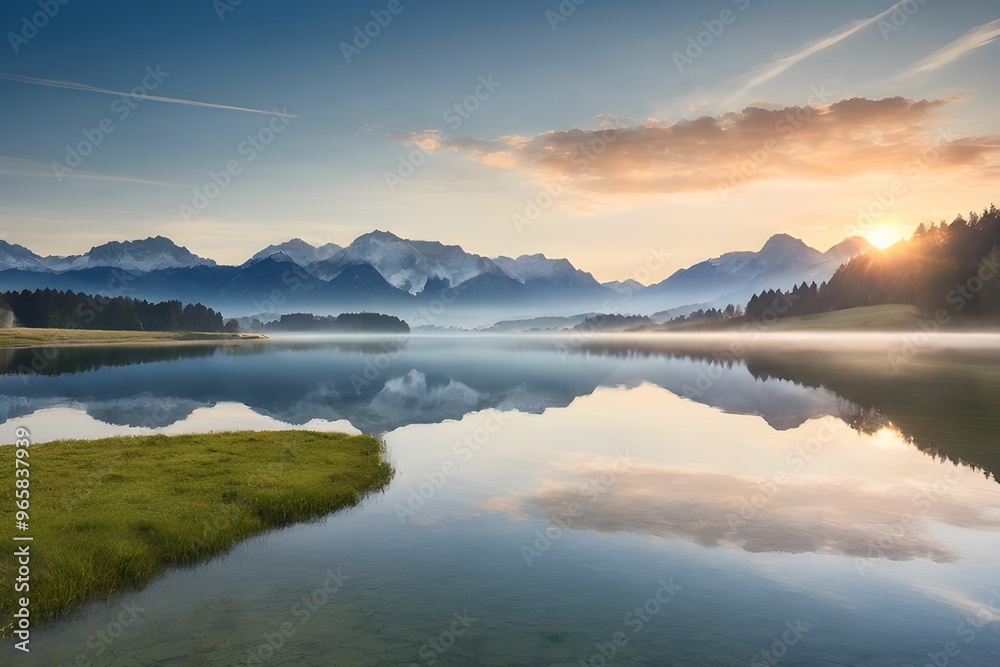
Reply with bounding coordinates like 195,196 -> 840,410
396,97 -> 1000,196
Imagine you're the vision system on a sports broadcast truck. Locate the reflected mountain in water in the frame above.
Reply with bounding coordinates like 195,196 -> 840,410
2,335 -> 998,483
0,338 -> 859,434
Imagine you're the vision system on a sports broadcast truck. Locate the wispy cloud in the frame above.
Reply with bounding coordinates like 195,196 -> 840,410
898,18 -> 1000,79
724,0 -> 912,105
0,72 -> 298,118
0,156 -> 185,188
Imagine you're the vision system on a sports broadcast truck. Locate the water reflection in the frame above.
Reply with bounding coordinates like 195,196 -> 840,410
5,335 -> 1000,665
487,448 -> 1000,562
3,335 -> 998,484
0,337 -> 860,434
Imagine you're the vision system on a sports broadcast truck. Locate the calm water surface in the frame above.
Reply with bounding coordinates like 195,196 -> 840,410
2,334 -> 1000,666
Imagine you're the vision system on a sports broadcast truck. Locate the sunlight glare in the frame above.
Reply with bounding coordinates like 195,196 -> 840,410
865,226 -> 907,249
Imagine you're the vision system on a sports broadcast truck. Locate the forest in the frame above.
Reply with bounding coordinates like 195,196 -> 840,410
746,205 -> 1000,322
261,312 -> 410,333
0,289 -> 229,332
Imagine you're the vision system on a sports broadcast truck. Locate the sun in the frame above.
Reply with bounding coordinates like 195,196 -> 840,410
864,225 -> 906,250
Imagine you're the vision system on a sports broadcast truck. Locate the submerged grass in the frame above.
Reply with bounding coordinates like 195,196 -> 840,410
0,430 -> 393,630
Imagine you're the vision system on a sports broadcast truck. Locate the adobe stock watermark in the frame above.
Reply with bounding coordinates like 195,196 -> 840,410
11,270 -> 139,386
725,420 -> 842,535
853,467 -> 962,576
877,0 -> 929,41
7,0 -> 71,54
579,578 -> 682,667
340,0 -> 412,63
385,74 -> 502,192
675,289 -> 809,399
554,245 -> 671,362
394,411 -> 508,523
844,126 -> 956,240
717,84 -> 832,201
408,611 -> 478,666
887,253 -> 1000,372
213,0 -> 245,21
673,0 -> 752,73
750,620 -> 810,666
346,283 -> 470,397
179,111 -> 293,221
521,450 -> 633,565
916,587 -> 1000,667
545,0 -> 588,31
243,568 -> 348,665
51,65 -> 169,181
54,601 -> 145,666
511,122 -> 623,233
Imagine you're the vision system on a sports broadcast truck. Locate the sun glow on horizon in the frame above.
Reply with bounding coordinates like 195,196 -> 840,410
864,226 -> 908,250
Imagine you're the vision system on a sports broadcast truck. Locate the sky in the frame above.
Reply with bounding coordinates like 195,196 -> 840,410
0,0 -> 998,282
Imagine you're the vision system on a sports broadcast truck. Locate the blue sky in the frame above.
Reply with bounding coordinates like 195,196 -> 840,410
1,0 -> 998,281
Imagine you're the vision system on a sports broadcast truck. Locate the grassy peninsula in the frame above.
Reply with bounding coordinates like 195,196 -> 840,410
0,431 -> 393,629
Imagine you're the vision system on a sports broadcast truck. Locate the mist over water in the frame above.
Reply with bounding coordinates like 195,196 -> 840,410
3,333 -> 1000,665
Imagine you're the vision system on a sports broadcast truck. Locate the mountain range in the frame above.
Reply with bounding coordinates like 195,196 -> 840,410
0,231 -> 873,326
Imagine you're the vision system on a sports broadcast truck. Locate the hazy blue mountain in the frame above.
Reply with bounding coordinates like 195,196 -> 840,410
326,262 -> 412,301
246,239 -> 341,267
603,279 -> 645,296
0,231 -> 875,325
632,234 -> 873,313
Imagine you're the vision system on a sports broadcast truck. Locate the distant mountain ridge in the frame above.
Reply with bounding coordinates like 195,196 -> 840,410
0,236 -> 216,273
308,230 -> 506,294
0,231 -> 874,326
627,234 -> 874,313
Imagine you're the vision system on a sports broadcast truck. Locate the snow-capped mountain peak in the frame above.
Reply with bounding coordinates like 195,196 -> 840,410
247,239 -> 342,267
0,240 -> 50,272
41,236 -> 217,273
311,231 -> 501,294
494,254 -> 601,288
241,251 -> 299,268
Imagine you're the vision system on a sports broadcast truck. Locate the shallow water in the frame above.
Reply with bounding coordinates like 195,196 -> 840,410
3,334 -> 1000,665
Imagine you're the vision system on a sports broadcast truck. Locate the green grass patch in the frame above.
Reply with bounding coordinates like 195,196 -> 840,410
0,327 -> 264,348
0,431 -> 393,630
755,304 -> 926,331
656,304 -> 926,332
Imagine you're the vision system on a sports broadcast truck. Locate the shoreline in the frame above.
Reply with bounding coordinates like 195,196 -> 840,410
0,328 -> 270,350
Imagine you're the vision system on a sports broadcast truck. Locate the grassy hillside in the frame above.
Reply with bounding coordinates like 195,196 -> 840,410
752,304 -> 926,331
651,304 -> 926,332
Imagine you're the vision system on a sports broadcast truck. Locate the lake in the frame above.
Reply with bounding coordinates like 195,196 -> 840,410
3,333 -> 1000,666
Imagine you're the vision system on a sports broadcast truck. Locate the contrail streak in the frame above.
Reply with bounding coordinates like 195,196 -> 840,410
0,72 -> 298,118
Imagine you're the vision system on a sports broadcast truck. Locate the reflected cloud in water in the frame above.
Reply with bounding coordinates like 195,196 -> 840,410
486,458 -> 1000,562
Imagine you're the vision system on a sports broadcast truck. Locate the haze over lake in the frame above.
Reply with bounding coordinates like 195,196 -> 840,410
4,334 -> 999,666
